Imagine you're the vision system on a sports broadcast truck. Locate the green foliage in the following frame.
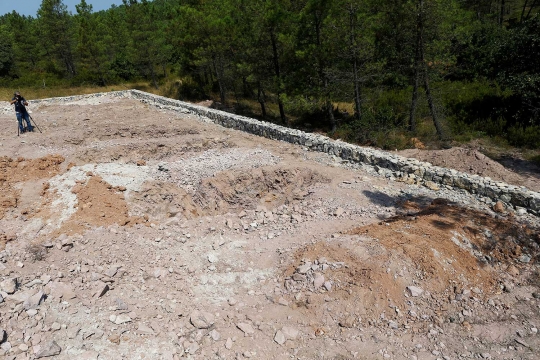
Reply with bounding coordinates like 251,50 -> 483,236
0,0 -> 539,149
0,26 -> 14,77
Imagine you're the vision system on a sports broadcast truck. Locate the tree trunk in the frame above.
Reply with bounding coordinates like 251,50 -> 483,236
423,73 -> 444,140
526,0 -> 539,19
327,99 -> 336,132
500,0 -> 505,27
352,56 -> 362,121
521,0 -> 529,22
409,0 -> 423,133
270,30 -> 287,125
150,65 -> 159,90
409,69 -> 420,133
212,56 -> 226,104
258,82 -> 267,119
348,4 -> 362,121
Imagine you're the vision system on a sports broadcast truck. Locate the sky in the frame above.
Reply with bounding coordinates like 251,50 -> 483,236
0,0 -> 125,17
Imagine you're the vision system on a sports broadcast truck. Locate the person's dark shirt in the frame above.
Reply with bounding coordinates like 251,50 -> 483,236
12,96 -> 27,113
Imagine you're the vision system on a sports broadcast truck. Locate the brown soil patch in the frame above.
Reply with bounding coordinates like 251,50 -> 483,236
50,174 -> 145,237
348,199 -> 540,294
0,155 -> 64,219
287,242 -> 405,310
0,232 -> 16,251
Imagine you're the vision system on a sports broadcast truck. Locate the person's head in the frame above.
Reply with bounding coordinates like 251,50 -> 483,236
14,91 -> 20,99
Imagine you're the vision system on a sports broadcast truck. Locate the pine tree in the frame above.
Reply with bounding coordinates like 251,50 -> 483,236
37,0 -> 76,77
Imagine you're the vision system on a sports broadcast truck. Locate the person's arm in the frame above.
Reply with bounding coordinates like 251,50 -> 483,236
10,98 -> 16,105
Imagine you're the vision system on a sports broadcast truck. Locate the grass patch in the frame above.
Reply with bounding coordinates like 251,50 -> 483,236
0,82 -> 151,101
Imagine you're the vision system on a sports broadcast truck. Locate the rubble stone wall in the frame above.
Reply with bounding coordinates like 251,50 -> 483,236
31,89 -> 540,215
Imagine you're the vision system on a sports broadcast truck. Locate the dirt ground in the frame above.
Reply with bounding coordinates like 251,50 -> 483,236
0,96 -> 539,360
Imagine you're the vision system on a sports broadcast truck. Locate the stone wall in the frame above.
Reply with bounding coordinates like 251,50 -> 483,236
30,89 -> 540,216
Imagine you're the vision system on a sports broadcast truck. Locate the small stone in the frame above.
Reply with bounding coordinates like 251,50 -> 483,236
297,264 -> 311,274
35,340 -> 61,358
228,298 -> 237,306
93,281 -> 109,298
225,338 -> 233,349
115,298 -> 128,311
209,329 -> 221,341
19,343 -> 29,352
0,278 -> 17,294
236,322 -> 254,336
137,323 -> 154,335
313,273 -> 325,289
51,322 -> 61,331
190,311 -> 215,329
425,181 -> 440,191
277,297 -> 288,306
207,253 -> 218,263
515,338 -> 529,347
109,315 -> 117,323
507,265 -> 520,276
281,326 -> 299,340
519,254 -> 531,263
186,342 -> 199,354
274,330 -> 286,345
339,316 -> 355,328
67,327 -> 80,339
334,207 -> 345,217
108,335 -> 120,344
493,201 -> 505,213
104,266 -> 118,277
406,286 -> 424,297
114,314 -> 132,325
24,290 -> 45,310
323,281 -> 332,291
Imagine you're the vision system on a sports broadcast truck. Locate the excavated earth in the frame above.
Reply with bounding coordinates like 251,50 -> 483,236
0,96 -> 539,360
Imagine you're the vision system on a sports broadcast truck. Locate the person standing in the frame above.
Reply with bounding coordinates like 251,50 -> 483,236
10,91 -> 33,133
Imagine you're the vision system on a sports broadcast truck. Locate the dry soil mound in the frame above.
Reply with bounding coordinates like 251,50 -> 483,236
400,147 -> 540,191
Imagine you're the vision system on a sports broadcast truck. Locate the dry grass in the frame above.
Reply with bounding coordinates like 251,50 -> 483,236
0,82 -> 161,101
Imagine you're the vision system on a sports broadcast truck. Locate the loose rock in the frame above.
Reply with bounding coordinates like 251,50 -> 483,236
35,341 -> 61,358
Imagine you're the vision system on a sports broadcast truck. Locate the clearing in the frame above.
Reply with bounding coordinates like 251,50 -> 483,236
0,95 -> 539,360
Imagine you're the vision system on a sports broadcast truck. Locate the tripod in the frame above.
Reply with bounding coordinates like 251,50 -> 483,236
28,114 -> 43,134
17,102 -> 43,135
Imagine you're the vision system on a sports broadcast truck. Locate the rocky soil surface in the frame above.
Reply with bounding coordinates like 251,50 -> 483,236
0,96 -> 539,359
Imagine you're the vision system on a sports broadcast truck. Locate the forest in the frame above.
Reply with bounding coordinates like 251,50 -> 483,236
0,0 -> 539,150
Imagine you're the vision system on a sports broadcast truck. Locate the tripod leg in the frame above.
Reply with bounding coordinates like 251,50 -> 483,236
29,115 -> 43,133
